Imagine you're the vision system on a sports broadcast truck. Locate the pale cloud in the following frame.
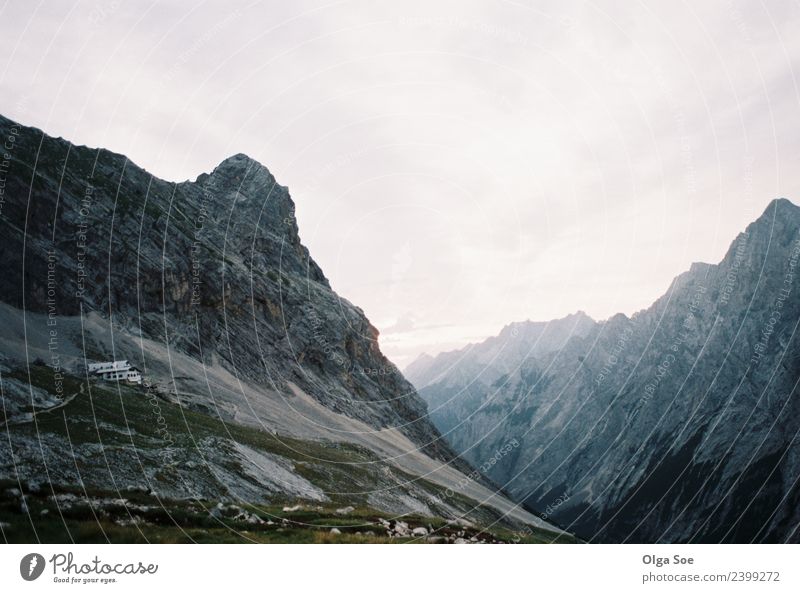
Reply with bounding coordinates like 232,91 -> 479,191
2,0 -> 799,367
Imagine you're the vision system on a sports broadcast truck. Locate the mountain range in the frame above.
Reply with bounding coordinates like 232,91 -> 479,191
0,113 -> 565,543
2,109 -> 798,544
407,198 -> 800,543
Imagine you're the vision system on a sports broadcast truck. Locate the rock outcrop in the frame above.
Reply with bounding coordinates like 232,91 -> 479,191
0,113 -> 566,538
0,113 -> 462,467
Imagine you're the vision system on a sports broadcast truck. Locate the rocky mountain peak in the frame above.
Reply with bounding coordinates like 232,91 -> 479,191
417,197 -> 800,543
209,152 -> 274,180
405,311 -> 598,390
765,196 -> 800,214
193,152 -> 296,229
747,197 -> 800,242
0,112 -> 463,467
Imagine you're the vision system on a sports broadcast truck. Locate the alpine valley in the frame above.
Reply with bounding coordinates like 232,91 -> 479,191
2,111 -> 799,544
407,198 -> 800,543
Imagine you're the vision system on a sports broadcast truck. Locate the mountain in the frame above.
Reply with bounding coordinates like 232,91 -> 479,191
0,113 -> 566,542
410,199 -> 800,543
405,311 -> 597,435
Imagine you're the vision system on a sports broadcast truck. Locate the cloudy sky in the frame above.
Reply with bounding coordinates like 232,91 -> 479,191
2,0 -> 799,367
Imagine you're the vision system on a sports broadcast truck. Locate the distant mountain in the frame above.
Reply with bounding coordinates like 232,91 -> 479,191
405,311 -> 597,434
0,113 -> 562,541
410,199 -> 800,543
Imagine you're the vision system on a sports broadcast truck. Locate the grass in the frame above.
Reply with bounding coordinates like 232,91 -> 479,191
0,480 -> 577,543
8,365 -> 441,504
1,364 -> 580,544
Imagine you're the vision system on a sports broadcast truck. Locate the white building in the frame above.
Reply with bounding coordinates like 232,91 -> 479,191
87,360 -> 142,384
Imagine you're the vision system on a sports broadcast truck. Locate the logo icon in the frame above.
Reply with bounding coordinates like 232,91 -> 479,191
20,553 -> 45,581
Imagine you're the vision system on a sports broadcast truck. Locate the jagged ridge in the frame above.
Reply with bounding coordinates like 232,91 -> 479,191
412,198 -> 800,543
0,112 -> 462,467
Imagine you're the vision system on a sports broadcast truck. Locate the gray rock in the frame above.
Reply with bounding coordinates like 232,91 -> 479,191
414,198 -> 800,544
0,112 -> 461,469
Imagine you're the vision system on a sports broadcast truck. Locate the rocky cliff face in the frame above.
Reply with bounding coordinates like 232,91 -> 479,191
411,199 -> 800,543
0,113 -> 571,539
405,312 -> 597,436
0,112 -> 462,467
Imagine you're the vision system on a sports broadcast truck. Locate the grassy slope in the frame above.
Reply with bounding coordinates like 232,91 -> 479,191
0,364 -> 578,543
0,481 -> 575,543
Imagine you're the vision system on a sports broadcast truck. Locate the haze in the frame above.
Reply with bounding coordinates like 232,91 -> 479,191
2,0 -> 799,367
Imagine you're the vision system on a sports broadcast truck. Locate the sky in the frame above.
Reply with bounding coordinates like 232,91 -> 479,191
2,0 -> 800,367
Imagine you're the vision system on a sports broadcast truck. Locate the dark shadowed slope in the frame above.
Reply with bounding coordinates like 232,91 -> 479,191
0,113 -> 563,537
412,198 -> 800,543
